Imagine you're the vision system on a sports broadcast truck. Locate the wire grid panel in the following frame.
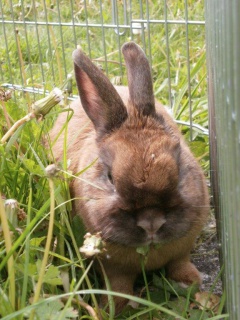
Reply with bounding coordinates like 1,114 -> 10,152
0,0 -> 207,132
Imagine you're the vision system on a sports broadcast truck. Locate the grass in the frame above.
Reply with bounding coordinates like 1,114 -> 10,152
0,0 -> 227,319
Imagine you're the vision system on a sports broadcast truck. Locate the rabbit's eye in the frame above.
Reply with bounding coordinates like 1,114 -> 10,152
107,171 -> 114,184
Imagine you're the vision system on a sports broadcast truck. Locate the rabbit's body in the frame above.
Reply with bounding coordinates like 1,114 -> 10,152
50,43 -> 209,312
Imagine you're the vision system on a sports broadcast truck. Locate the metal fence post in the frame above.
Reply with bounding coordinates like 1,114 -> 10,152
205,1 -> 240,319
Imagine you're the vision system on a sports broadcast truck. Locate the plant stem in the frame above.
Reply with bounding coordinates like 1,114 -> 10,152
1,87 -> 64,144
0,193 -> 16,310
141,257 -> 152,320
1,113 -> 35,144
61,296 -> 99,320
20,176 -> 33,314
1,100 -> 12,129
59,260 -> 100,320
97,257 -> 115,319
63,215 -> 101,314
29,178 -> 55,320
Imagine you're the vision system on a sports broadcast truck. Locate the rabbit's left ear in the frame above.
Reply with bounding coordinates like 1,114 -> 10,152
122,42 -> 156,117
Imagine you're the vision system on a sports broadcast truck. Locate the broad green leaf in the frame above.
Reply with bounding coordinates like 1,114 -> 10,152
167,296 -> 188,314
153,274 -> 198,299
20,158 -> 43,176
34,299 -> 78,320
16,262 -> 38,276
136,245 -> 150,256
149,290 -> 170,304
30,236 -> 46,247
189,140 -> 208,158
43,265 -> 63,286
188,309 -> 211,320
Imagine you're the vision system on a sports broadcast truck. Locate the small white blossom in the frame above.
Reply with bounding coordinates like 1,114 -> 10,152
79,232 -> 106,257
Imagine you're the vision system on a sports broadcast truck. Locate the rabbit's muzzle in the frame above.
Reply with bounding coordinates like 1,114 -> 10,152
136,207 -> 166,244
98,205 -> 191,247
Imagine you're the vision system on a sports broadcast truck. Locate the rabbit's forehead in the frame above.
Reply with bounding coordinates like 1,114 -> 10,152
103,130 -> 176,164
102,141 -> 178,190
100,138 -> 158,168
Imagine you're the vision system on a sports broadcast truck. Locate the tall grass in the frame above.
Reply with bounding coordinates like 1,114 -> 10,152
0,0 -> 225,319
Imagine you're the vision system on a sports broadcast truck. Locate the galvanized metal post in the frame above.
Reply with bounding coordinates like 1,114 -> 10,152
205,1 -> 240,319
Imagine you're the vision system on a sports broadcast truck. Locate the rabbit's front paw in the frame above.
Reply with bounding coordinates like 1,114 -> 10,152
166,259 -> 202,286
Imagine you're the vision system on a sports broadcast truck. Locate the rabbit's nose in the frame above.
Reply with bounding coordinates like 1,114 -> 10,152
137,216 -> 166,235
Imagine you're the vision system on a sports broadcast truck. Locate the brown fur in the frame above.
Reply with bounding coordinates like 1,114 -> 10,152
49,42 -> 209,313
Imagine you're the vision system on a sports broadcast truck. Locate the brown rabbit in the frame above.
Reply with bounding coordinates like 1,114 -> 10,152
50,42 -> 209,313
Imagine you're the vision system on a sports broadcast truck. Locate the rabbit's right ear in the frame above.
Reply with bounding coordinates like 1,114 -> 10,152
72,48 -> 127,136
122,42 -> 155,117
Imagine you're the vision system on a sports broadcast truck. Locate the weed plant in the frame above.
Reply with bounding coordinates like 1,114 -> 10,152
0,0 -> 227,319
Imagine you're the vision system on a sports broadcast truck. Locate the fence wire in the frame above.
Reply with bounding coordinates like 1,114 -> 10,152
0,0 -> 207,135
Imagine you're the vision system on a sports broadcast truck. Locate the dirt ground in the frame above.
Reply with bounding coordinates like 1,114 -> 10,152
192,214 -> 222,295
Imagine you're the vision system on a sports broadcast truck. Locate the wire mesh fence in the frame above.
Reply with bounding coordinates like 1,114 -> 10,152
0,1 -> 208,136
0,0 -> 210,186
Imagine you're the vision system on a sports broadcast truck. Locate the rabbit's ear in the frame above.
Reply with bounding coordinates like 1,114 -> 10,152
122,42 -> 155,116
72,48 -> 127,136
